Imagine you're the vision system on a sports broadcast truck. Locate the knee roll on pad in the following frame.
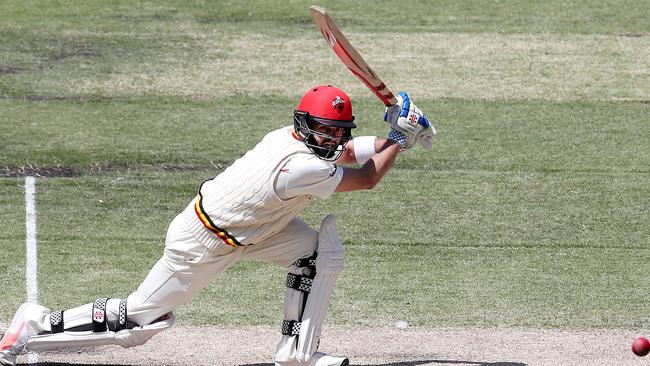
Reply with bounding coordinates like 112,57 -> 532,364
312,215 -> 345,276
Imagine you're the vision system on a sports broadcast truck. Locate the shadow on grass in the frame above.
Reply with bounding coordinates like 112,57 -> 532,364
241,360 -> 526,366
19,364 -> 134,366
22,359 -> 527,366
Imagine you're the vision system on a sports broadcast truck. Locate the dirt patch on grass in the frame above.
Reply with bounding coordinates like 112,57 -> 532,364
9,325 -> 648,366
47,48 -> 101,62
0,66 -> 23,75
0,163 -> 222,178
0,165 -> 81,178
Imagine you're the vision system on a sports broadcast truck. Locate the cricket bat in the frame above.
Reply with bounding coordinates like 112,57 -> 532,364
309,5 -> 397,107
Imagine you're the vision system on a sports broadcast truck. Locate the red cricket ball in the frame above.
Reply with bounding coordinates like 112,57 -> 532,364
632,336 -> 650,357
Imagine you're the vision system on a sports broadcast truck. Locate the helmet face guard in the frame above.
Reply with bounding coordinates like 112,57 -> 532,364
294,110 -> 354,161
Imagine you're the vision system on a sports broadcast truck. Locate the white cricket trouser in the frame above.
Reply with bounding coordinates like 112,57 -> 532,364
126,212 -> 319,326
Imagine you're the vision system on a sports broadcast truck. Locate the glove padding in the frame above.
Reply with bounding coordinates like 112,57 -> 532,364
384,91 -> 437,150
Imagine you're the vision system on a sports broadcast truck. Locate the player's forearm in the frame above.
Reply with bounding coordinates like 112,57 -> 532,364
334,139 -> 400,192
374,137 -> 396,154
361,140 -> 400,187
339,136 -> 396,165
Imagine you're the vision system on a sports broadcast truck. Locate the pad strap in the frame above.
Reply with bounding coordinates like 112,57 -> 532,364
292,253 -> 317,268
107,299 -> 128,332
278,253 -> 317,342
281,320 -> 301,336
92,298 -> 109,332
285,273 -> 313,293
50,310 -> 64,333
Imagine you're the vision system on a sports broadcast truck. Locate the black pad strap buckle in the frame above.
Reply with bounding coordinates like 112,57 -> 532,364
281,320 -> 301,336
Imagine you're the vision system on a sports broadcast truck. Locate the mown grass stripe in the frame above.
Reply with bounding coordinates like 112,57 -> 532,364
1,31 -> 648,102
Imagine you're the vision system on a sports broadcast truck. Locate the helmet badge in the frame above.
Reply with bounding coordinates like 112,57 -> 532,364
332,96 -> 345,113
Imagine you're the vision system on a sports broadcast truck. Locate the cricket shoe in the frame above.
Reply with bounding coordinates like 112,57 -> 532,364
0,302 -> 49,366
311,352 -> 349,366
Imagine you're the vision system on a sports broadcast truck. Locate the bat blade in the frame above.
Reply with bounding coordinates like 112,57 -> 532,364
309,5 -> 397,106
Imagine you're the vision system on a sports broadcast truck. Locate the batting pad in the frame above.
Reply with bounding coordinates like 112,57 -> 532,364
296,214 -> 345,363
26,312 -> 175,352
276,266 -> 310,364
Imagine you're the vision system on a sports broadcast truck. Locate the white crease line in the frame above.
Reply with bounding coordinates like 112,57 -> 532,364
24,176 -> 39,364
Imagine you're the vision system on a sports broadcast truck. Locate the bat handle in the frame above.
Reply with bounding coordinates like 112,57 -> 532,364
372,89 -> 397,106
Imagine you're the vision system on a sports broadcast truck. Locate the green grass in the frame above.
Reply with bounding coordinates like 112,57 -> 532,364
1,1 -> 648,102
2,98 -> 648,172
2,167 -> 647,328
1,0 -> 649,34
1,0 -> 649,331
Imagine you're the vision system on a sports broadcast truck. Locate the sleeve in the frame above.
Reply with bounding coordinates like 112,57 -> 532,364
274,155 -> 344,200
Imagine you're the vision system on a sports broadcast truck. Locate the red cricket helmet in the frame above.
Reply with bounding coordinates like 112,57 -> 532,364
296,85 -> 356,127
293,85 -> 356,161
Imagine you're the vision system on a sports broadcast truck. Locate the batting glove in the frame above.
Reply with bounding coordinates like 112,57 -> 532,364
387,128 -> 412,150
384,92 -> 437,150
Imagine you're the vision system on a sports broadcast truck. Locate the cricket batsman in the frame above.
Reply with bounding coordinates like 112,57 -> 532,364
1,85 -> 436,366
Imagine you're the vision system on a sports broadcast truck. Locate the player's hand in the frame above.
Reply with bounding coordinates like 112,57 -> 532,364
384,92 -> 437,150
